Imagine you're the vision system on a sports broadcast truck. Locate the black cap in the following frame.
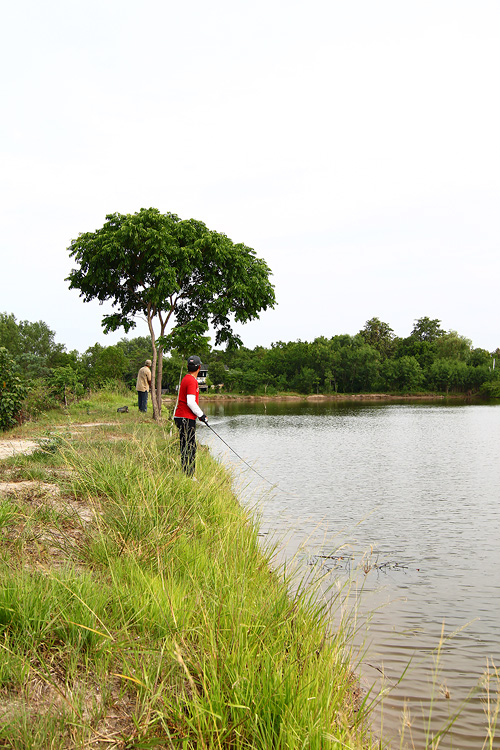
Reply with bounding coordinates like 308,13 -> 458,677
187,355 -> 202,372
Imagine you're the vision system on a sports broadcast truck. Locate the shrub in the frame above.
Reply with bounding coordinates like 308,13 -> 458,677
480,380 -> 500,399
48,366 -> 84,405
0,347 -> 28,431
19,378 -> 60,422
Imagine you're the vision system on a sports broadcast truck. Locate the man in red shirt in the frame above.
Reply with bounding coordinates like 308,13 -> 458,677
174,355 -> 209,477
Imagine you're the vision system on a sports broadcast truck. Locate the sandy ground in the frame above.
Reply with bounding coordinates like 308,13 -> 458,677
0,423 -> 119,463
0,439 -> 39,460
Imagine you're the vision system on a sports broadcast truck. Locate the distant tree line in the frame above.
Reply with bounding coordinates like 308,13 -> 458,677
209,317 -> 499,398
1,312 -> 499,429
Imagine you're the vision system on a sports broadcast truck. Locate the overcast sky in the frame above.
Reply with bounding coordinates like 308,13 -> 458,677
2,0 -> 499,354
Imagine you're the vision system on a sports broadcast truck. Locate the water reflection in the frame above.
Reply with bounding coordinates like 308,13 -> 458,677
201,402 -> 500,749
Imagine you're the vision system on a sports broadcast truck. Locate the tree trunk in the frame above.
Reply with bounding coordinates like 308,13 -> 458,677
150,347 -> 160,421
156,344 -> 164,417
147,311 -> 161,421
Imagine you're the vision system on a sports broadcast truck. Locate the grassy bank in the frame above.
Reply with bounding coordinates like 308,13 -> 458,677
0,398 -> 374,749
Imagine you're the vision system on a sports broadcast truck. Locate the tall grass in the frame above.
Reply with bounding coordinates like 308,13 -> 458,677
0,422 -> 373,749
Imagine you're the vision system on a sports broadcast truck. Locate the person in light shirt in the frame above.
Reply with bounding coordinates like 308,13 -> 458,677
173,355 -> 209,478
136,359 -> 152,412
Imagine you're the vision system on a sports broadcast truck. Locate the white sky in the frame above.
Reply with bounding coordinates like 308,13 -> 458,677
1,0 -> 499,354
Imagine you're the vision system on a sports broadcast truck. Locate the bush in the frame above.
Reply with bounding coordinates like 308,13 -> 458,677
0,347 -> 28,431
48,366 -> 85,405
480,380 -> 500,399
19,378 -> 59,422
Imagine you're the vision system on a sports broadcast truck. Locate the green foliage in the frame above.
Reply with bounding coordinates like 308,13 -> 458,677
480,379 -> 500,399
48,366 -> 84,404
382,355 -> 424,392
115,335 -> 153,387
428,359 -> 469,392
337,337 -> 381,392
359,317 -> 396,358
465,365 -> 492,391
19,378 -> 59,422
433,331 -> 472,361
0,312 -> 21,354
67,208 -> 276,417
223,367 -> 244,392
34,431 -> 65,454
394,336 -> 436,368
240,368 -> 266,394
67,208 -> 276,348
159,320 -> 212,358
411,316 -> 445,342
2,310 -> 498,400
0,347 -> 28,431
213,317 -> 498,396
469,348 -> 492,367
81,343 -> 128,387
291,366 -> 318,394
0,312 -> 66,379
208,360 -> 227,389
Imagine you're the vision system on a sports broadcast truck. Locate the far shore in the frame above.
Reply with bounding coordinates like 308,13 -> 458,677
162,391 -> 472,404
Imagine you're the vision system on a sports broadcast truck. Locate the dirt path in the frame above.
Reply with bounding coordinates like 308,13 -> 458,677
0,423 -> 120,463
0,439 -> 40,460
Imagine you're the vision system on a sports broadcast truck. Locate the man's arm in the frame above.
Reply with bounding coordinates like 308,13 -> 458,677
186,394 -> 204,418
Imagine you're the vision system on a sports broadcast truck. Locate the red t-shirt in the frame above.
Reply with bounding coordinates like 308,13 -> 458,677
174,373 -> 199,420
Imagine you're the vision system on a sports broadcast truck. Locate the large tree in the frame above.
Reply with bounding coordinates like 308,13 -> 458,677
359,317 -> 395,358
67,208 -> 276,418
411,317 -> 444,342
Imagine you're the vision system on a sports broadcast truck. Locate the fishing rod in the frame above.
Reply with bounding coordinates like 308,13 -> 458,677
204,421 -> 288,495
170,361 -> 288,495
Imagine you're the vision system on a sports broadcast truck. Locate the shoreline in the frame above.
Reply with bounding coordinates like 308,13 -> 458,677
163,391 -> 469,404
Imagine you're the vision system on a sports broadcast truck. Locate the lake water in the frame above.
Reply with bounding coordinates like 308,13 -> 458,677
200,400 -> 500,749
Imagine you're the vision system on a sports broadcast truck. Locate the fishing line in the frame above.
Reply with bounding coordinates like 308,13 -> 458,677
205,422 -> 289,495
170,363 -> 290,496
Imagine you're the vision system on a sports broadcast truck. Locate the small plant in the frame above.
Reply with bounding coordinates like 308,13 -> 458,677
34,431 -> 65,455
